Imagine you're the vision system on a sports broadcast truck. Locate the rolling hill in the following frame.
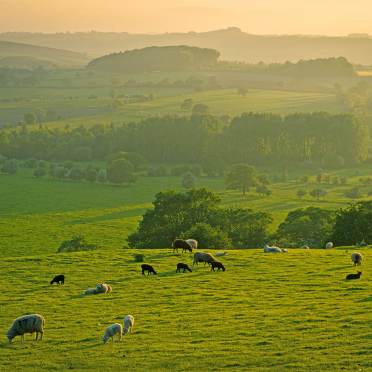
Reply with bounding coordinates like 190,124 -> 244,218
0,40 -> 88,68
2,28 -> 372,64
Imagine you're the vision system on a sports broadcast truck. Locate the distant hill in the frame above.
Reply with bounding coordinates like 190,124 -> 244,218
88,46 -> 220,72
0,40 -> 88,68
2,28 -> 372,64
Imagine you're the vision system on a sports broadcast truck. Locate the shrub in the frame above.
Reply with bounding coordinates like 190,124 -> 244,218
182,172 -> 195,189
133,254 -> 145,262
57,235 -> 97,253
33,167 -> 46,178
2,159 -> 17,174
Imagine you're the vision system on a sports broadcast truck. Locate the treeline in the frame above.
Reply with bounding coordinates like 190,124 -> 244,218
0,112 -> 369,169
88,46 -> 220,73
128,188 -> 372,248
219,57 -> 355,77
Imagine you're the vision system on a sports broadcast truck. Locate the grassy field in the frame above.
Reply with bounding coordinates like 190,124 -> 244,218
0,247 -> 371,371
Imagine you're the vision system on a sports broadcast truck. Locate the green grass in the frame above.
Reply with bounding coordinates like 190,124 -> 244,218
0,248 -> 371,371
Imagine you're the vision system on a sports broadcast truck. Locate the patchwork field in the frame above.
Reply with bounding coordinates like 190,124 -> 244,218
0,247 -> 370,371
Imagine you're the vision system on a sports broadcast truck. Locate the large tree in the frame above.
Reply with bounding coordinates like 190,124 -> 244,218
225,164 -> 257,195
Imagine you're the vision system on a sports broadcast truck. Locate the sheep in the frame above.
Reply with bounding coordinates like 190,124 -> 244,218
7,314 -> 45,343
325,242 -> 334,249
185,239 -> 198,250
172,239 -> 193,253
301,245 -> 310,249
345,271 -> 362,280
351,252 -> 363,266
193,252 -> 216,266
263,244 -> 282,253
102,323 -> 122,344
123,315 -> 134,335
96,283 -> 112,294
215,252 -> 228,257
210,261 -> 225,271
84,283 -> 112,295
176,262 -> 192,273
141,264 -> 157,275
50,274 -> 65,285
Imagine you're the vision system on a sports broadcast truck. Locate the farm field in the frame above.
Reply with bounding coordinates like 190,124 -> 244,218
0,247 -> 371,371
0,86 -> 344,127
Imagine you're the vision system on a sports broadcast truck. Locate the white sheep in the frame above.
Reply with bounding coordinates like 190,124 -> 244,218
215,251 -> 228,257
123,315 -> 134,335
351,252 -> 363,266
325,242 -> 334,249
263,244 -> 282,253
186,239 -> 198,250
84,283 -> 112,295
7,314 -> 45,343
301,245 -> 310,249
103,323 -> 122,344
84,287 -> 97,295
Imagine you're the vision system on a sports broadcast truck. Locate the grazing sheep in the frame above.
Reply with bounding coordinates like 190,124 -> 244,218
263,244 -> 282,253
301,245 -> 310,249
282,248 -> 288,253
193,252 -> 216,266
172,239 -> 193,253
345,271 -> 362,280
50,274 -> 65,285
351,252 -> 363,266
141,264 -> 157,275
7,314 -> 45,343
102,323 -> 122,344
123,315 -> 134,335
215,252 -> 228,257
356,241 -> 368,247
325,242 -> 334,249
176,262 -> 192,273
210,261 -> 225,271
185,239 -> 198,250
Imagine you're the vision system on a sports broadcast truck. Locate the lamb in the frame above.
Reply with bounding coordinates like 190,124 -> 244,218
123,315 -> 135,335
325,242 -> 334,249
141,264 -> 157,275
176,262 -> 192,273
351,252 -> 363,266
185,239 -> 198,250
50,274 -> 65,285
7,314 -> 45,343
193,252 -> 216,266
215,252 -> 228,257
102,323 -> 122,344
263,244 -> 282,253
172,239 -> 193,253
210,261 -> 225,271
345,271 -> 362,280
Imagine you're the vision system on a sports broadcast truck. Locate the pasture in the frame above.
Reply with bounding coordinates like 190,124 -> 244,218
0,247 -> 371,371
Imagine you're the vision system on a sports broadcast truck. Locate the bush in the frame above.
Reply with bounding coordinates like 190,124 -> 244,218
107,158 -> 136,184
57,236 -> 97,253
2,159 -> 17,174
133,254 -> 145,262
97,169 -> 107,183
85,166 -> 98,182
68,166 -> 84,181
344,187 -> 363,199
182,172 -> 195,189
33,167 -> 46,178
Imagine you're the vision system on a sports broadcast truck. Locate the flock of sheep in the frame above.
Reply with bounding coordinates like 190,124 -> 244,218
5,238 -> 365,344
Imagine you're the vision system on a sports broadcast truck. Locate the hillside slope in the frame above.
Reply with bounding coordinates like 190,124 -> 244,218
0,40 -> 88,68
2,28 -> 372,64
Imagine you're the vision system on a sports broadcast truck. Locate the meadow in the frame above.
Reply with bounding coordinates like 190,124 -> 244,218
0,246 -> 370,371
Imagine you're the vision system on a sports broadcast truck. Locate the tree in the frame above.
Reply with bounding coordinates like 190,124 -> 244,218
33,167 -> 46,178
2,159 -> 17,174
192,103 -> 209,116
331,201 -> 372,245
106,159 -> 135,184
97,169 -> 107,183
68,166 -> 84,181
128,188 -> 220,248
181,98 -> 194,111
258,174 -> 270,185
85,166 -> 98,182
182,172 -> 195,189
344,187 -> 363,199
310,188 -> 327,200
277,207 -> 335,247
226,164 -> 257,195
256,184 -> 272,197
182,223 -> 232,249
297,189 -> 307,199
23,112 -> 36,125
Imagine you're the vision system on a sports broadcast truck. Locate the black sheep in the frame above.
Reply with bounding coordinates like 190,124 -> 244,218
50,274 -> 65,285
345,271 -> 362,280
172,239 -> 192,253
176,263 -> 192,273
141,264 -> 157,275
211,261 -> 225,272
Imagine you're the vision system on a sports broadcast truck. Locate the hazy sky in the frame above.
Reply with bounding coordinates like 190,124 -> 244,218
1,0 -> 372,35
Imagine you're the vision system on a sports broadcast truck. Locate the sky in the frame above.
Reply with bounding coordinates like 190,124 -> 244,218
1,0 -> 372,35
